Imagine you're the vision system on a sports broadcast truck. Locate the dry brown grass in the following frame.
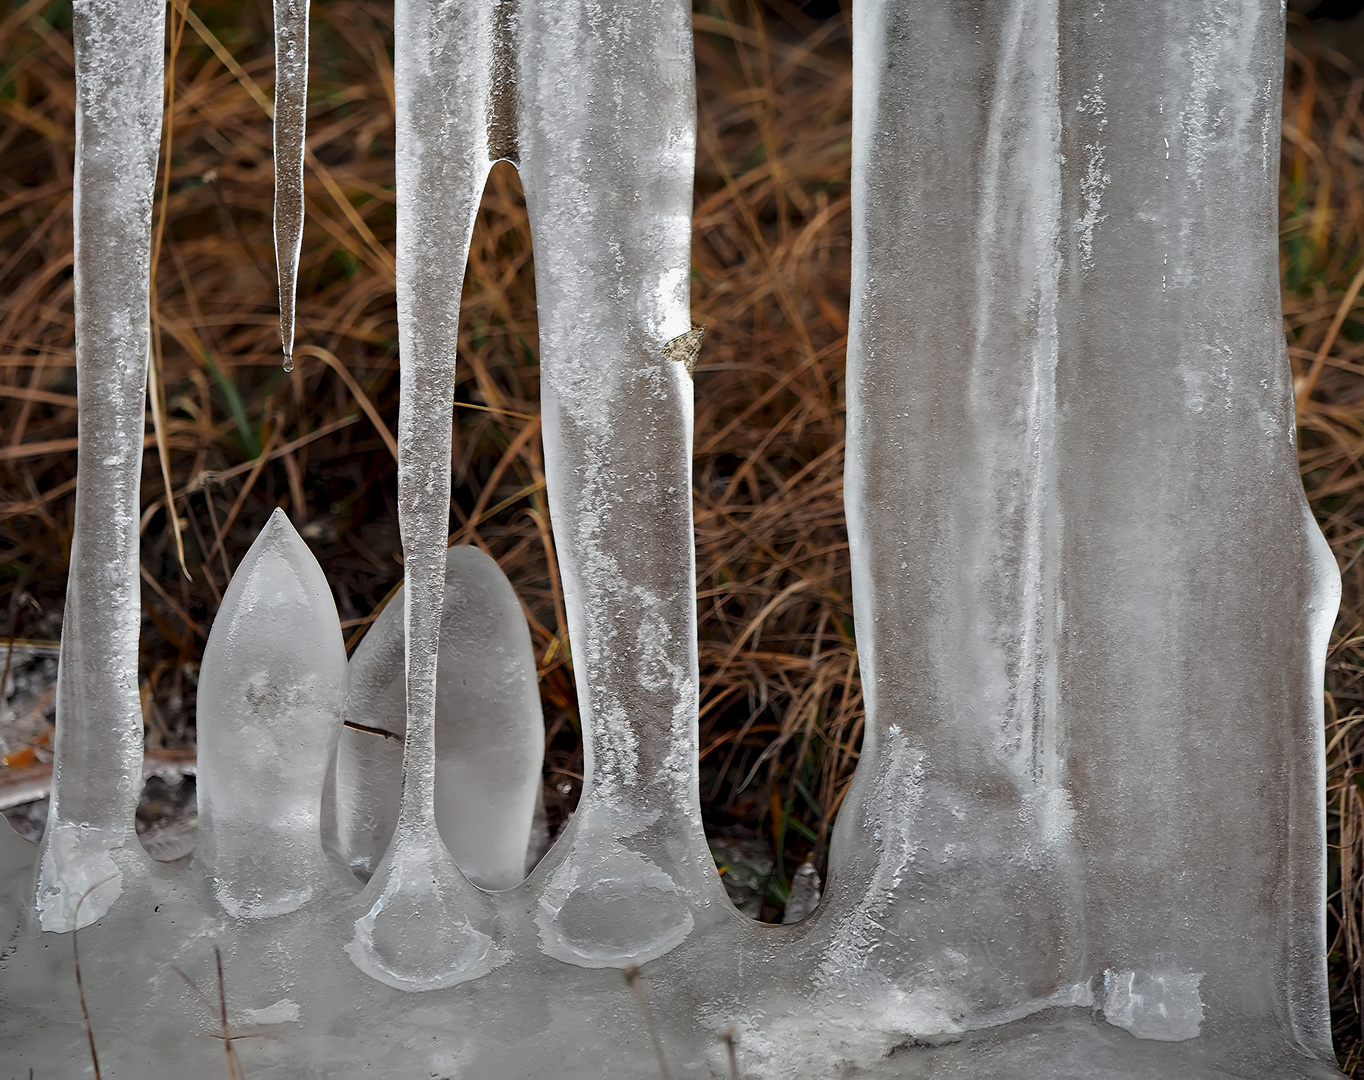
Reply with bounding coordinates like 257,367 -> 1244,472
6,0 -> 1364,1064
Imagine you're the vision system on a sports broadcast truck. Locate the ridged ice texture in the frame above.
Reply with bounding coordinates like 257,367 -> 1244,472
195,510 -> 349,918
34,0 -> 166,933
834,0 -> 1339,1059
333,545 -> 543,888
273,0 -> 308,369
352,0 -> 725,988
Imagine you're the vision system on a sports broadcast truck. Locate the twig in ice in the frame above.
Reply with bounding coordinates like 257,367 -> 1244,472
72,874 -> 120,1080
172,946 -> 245,1079
721,1025 -> 741,1080
623,964 -> 672,1080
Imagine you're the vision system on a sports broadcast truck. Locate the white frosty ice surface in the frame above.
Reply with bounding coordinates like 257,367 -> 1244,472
1102,969 -> 1205,1043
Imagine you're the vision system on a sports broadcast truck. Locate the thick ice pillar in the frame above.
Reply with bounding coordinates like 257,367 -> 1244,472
350,0 -> 722,985
517,0 -> 728,968
35,0 -> 166,933
834,0 -> 1337,1057
1052,3 -> 1337,1054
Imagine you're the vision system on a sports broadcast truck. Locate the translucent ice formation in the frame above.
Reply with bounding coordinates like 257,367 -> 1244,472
273,0 -> 309,369
333,545 -> 544,887
355,0 -> 727,986
514,0 -> 731,970
195,510 -> 349,918
34,0 -> 166,934
348,0 -> 506,991
0,1 -> 1351,1077
836,0 -> 1340,1059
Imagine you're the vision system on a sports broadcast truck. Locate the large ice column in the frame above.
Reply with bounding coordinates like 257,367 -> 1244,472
35,0 -> 166,933
836,0 -> 1337,1056
194,510 -> 350,918
829,0 -> 1081,1018
517,0 -> 728,968
1052,2 -> 1336,1056
334,545 -> 544,888
347,0 -> 502,991
352,0 -> 720,984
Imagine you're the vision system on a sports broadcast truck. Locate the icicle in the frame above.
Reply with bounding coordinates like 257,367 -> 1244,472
514,0 -> 727,967
346,0 -> 500,991
34,0 -> 167,934
273,0 -> 309,371
825,0 -> 1080,1013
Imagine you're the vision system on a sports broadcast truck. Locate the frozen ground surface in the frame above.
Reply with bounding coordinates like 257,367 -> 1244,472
0,822 -> 1344,1080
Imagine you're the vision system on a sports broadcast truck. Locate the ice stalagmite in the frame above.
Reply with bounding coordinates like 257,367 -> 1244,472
35,0 -> 166,933
273,0 -> 308,370
333,545 -> 544,887
346,0 -> 503,991
194,510 -> 350,918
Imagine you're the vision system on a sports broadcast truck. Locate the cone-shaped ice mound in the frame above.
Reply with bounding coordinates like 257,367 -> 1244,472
333,544 -> 544,887
194,509 -> 350,918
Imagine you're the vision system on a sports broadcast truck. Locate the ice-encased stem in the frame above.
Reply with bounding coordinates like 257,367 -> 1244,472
36,0 -> 166,933
273,0 -> 308,370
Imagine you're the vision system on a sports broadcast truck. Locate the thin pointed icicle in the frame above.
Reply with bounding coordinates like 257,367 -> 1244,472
194,510 -> 351,918
516,0 -> 726,968
346,0 -> 500,992
273,0 -> 308,371
333,546 -> 544,887
35,0 -> 166,934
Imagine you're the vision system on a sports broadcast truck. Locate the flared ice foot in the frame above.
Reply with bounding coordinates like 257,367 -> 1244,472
346,827 -> 504,991
34,823 -> 130,932
535,805 -> 694,968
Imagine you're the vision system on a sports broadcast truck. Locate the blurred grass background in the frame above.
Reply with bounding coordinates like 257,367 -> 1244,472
4,0 -> 1364,1066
